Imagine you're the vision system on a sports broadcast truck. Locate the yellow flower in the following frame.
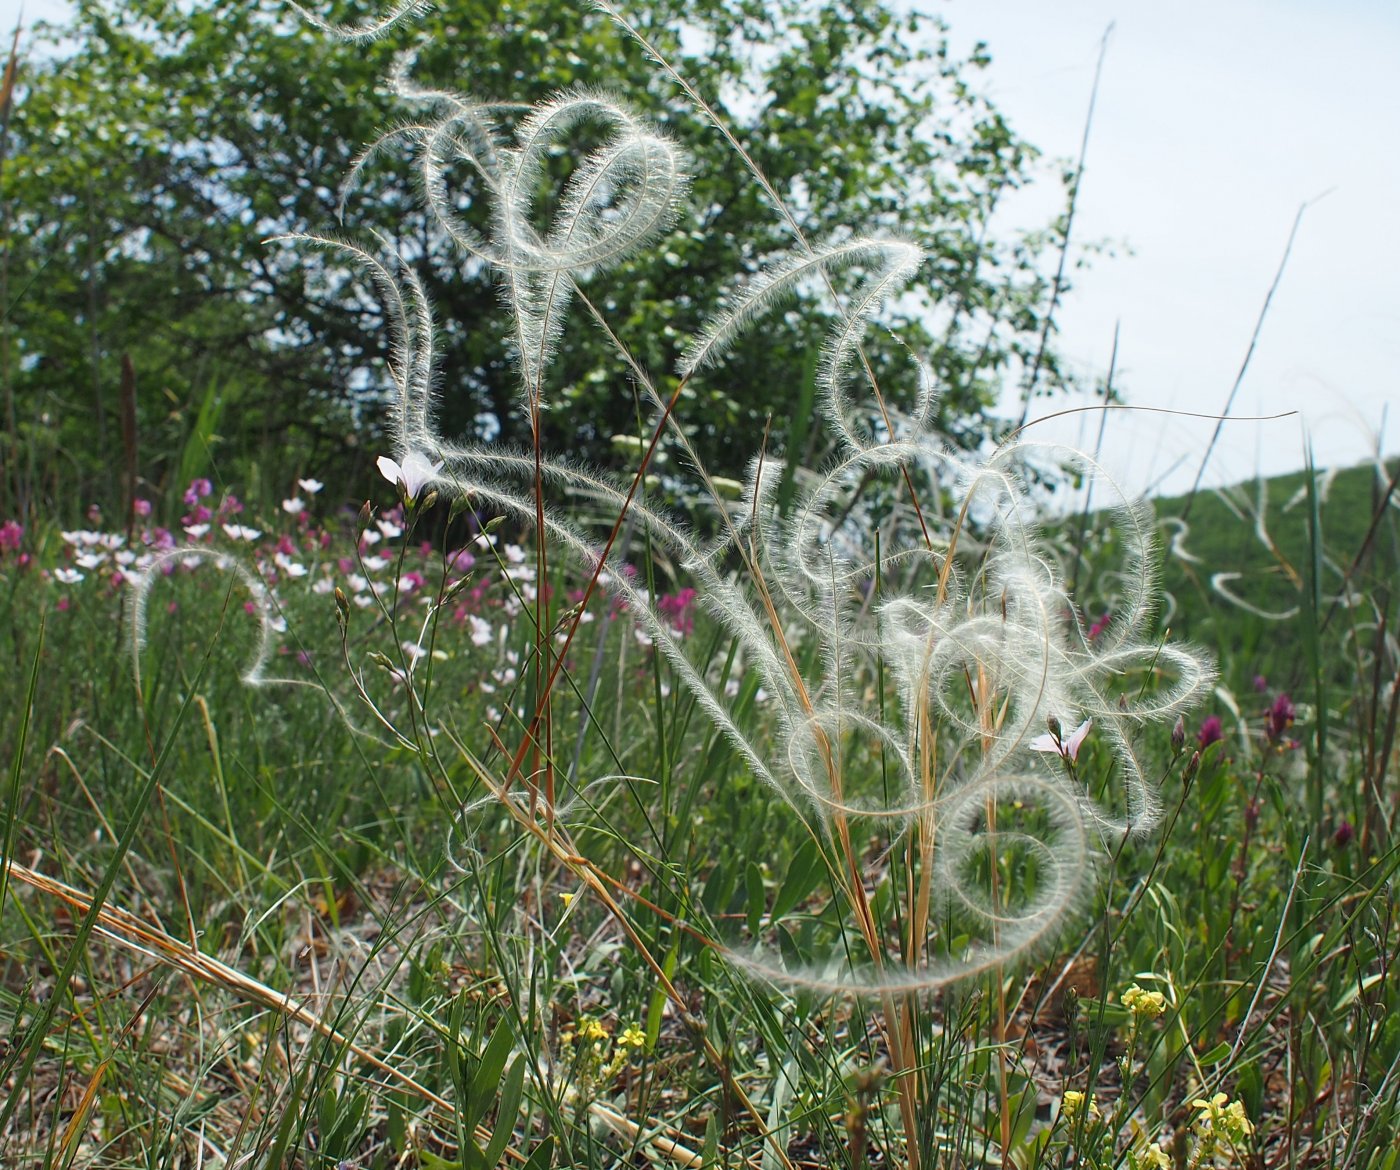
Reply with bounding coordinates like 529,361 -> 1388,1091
1192,1091 -> 1227,1115
577,1016 -> 609,1042
1192,1092 -> 1254,1155
1223,1099 -> 1254,1138
1122,984 -> 1167,1020
619,1025 -> 647,1050
1137,1141 -> 1171,1170
1061,1090 -> 1098,1121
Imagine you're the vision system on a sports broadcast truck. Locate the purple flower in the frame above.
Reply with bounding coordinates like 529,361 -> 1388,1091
132,498 -> 153,518
1088,612 -> 1111,640
1266,693 -> 1296,742
1253,674 -> 1268,693
183,477 -> 213,506
1332,820 -> 1355,849
1197,715 -> 1224,749
0,519 -> 22,551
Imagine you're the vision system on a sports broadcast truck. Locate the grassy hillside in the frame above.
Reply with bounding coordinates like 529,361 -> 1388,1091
1146,457 -> 1400,691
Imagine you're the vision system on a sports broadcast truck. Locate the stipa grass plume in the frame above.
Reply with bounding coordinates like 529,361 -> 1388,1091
125,547 -> 405,752
288,10 -> 1214,998
127,548 -> 284,692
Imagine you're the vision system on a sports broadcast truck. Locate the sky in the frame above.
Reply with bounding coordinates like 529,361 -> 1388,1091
940,0 -> 1400,496
5,0 -> 1397,497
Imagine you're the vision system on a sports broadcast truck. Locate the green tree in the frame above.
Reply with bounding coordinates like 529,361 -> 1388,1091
2,0 -> 1066,515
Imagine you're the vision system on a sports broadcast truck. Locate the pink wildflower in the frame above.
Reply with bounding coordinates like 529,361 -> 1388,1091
1030,718 -> 1093,762
1197,715 -> 1224,749
0,519 -> 22,551
658,587 -> 698,636
1266,693 -> 1296,742
377,450 -> 444,500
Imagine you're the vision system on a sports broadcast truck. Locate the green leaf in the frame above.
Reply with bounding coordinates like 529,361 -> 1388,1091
468,1017 -> 516,1132
482,1054 -> 526,1169
419,1153 -> 463,1170
1333,972 -> 1384,1012
646,934 -> 680,1050
522,1138 -> 556,1170
1198,1041 -> 1232,1066
702,1114 -> 720,1168
770,834 -> 825,921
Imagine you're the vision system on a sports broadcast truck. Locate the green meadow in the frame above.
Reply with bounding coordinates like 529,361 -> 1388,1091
1,3 -> 1396,1168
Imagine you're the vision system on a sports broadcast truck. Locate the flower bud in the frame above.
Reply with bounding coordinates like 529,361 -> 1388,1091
1171,715 -> 1185,754
1062,985 -> 1080,1028
442,573 -> 476,604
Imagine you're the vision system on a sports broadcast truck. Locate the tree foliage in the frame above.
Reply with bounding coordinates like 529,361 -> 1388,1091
3,0 -> 1067,512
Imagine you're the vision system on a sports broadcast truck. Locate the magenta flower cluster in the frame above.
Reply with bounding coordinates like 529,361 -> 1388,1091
1265,691 -> 1296,743
2,478 -> 708,666
1192,677 -> 1301,759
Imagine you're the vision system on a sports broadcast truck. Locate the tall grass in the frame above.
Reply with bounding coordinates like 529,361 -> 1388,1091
1,5 -> 1398,1170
